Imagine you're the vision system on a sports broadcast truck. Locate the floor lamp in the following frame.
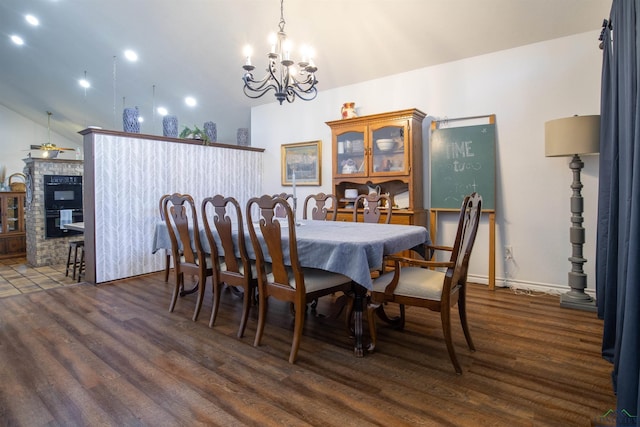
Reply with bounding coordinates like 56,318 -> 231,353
545,115 -> 600,311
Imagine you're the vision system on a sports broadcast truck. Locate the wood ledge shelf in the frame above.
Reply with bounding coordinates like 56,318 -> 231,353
79,128 -> 265,153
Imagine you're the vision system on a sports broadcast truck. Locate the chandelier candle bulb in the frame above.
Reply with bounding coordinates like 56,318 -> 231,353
292,171 -> 296,199
243,45 -> 252,66
283,39 -> 292,61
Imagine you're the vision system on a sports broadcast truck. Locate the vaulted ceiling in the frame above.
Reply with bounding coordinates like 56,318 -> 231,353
0,0 -> 610,143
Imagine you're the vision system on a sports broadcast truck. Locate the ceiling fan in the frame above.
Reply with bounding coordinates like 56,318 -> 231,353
28,112 -> 75,158
27,143 -> 75,159
29,143 -> 75,151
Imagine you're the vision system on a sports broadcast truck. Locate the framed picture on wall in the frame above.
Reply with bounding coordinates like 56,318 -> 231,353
281,140 -> 321,186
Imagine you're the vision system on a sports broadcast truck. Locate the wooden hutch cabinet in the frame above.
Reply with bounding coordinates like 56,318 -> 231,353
0,191 -> 26,259
326,108 -> 427,226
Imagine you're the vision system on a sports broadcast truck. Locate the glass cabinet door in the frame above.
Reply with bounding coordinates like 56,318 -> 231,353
370,123 -> 410,176
335,129 -> 367,177
0,198 -> 3,234
6,196 -> 19,232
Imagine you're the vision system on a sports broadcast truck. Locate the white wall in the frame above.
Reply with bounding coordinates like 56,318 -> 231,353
0,104 -> 80,179
250,31 -> 602,295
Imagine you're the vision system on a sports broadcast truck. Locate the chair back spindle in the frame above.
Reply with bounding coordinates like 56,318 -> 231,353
272,193 -> 294,218
303,192 -> 338,220
353,193 -> 392,224
448,193 -> 483,295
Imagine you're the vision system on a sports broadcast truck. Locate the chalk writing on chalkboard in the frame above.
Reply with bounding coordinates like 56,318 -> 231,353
430,123 -> 495,211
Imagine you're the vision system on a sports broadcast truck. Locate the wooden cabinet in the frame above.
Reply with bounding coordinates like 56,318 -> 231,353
0,191 -> 26,259
326,108 -> 427,226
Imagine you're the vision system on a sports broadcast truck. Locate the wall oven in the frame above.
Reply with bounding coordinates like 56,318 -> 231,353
44,175 -> 83,238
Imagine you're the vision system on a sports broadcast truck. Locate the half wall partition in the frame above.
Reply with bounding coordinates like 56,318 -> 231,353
81,129 -> 264,284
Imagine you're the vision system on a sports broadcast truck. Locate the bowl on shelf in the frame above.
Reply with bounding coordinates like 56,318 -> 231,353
376,138 -> 395,151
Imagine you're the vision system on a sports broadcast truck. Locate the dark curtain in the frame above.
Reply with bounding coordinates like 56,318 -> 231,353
596,0 -> 640,422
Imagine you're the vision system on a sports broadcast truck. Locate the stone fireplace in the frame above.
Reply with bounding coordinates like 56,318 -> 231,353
23,157 -> 83,267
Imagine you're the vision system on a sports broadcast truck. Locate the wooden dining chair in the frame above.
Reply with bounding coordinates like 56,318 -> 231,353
246,194 -> 353,363
272,192 -> 294,218
302,192 -> 339,310
303,192 -> 338,220
353,193 -> 392,224
367,192 -> 482,374
201,195 -> 257,338
162,193 -> 213,321
159,194 -> 172,282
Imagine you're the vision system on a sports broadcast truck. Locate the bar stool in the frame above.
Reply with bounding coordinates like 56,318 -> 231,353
65,240 -> 85,281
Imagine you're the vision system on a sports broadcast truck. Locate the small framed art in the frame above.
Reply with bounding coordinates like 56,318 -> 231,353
281,140 -> 321,186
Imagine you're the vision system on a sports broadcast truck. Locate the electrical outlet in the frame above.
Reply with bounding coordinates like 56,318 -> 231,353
505,246 -> 513,260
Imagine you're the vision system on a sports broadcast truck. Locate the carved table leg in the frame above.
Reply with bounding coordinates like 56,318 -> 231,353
352,284 -> 367,357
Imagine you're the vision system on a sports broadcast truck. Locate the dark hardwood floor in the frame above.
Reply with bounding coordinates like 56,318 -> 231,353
0,273 -> 616,426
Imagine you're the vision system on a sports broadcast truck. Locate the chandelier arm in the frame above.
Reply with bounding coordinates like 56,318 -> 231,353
243,85 -> 277,100
244,72 -> 274,90
290,72 -> 317,86
290,76 -> 318,95
243,56 -> 282,90
244,83 -> 273,93
243,67 -> 281,99
243,84 -> 274,97
288,86 -> 318,102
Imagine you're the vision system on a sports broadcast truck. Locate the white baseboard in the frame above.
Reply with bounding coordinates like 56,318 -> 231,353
467,274 -> 596,298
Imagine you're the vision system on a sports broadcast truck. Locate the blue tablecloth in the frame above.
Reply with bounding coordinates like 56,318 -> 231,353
153,220 -> 429,290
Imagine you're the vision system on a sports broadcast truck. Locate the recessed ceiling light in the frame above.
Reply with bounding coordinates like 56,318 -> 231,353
157,107 -> 168,116
25,14 -> 39,26
79,78 -> 90,89
124,49 -> 138,62
185,96 -> 197,107
10,35 -> 24,46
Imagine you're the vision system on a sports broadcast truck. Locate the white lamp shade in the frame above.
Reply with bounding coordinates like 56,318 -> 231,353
545,115 -> 600,157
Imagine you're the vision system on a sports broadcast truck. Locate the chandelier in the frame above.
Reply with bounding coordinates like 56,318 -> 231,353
242,0 -> 318,104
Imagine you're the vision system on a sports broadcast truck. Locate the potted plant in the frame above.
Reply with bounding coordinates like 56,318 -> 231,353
179,125 -> 210,144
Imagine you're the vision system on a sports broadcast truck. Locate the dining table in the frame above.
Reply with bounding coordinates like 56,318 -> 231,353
152,219 -> 430,356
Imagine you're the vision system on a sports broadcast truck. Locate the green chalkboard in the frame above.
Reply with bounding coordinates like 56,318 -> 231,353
430,123 -> 495,211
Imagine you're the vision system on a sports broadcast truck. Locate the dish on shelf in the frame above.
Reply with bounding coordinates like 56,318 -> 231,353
344,188 -> 358,199
394,190 -> 409,209
375,138 -> 395,151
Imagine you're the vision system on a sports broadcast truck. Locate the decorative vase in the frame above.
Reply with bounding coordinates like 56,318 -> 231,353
123,107 -> 140,133
163,115 -> 178,138
237,128 -> 249,146
341,102 -> 357,119
204,121 -> 217,142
